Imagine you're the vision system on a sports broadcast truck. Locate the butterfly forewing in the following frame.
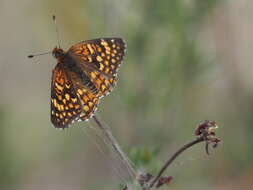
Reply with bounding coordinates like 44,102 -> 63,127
51,64 -> 83,128
68,38 -> 126,96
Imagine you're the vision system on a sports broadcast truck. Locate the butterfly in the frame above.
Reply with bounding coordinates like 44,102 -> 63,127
38,38 -> 126,129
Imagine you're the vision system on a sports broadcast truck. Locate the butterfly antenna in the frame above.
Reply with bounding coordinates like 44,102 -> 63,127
53,15 -> 61,48
27,51 -> 52,58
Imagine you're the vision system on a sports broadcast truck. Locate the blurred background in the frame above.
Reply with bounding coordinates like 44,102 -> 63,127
1,0 -> 253,189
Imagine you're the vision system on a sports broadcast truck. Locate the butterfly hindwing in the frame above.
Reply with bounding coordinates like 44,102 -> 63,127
67,69 -> 100,121
51,64 -> 101,128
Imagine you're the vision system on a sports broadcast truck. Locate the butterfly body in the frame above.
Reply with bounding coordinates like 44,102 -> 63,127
50,38 -> 126,129
52,47 -> 79,71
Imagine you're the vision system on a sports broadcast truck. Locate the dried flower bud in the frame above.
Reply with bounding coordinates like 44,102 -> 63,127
156,176 -> 173,188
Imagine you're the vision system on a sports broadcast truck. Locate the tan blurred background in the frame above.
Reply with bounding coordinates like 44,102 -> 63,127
1,0 -> 253,189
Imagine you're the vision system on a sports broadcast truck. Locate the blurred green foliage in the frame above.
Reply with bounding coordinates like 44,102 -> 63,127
129,146 -> 161,174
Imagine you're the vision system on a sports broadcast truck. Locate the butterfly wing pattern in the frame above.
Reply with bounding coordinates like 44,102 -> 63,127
51,64 -> 82,128
68,38 -> 126,97
50,38 -> 126,129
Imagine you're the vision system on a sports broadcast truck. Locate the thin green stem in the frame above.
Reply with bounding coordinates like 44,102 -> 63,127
93,115 -> 137,180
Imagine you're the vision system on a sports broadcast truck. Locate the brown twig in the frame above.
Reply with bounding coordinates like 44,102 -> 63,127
147,137 -> 205,189
146,120 -> 220,189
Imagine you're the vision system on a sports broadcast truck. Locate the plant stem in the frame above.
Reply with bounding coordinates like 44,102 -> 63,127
147,137 -> 205,189
93,115 -> 137,180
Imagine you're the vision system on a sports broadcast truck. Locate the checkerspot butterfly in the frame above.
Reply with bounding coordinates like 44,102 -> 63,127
30,38 -> 126,128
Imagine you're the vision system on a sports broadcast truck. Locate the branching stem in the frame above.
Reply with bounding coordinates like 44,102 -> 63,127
91,118 -> 219,190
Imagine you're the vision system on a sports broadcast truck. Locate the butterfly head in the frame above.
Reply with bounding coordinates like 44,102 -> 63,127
52,47 -> 64,59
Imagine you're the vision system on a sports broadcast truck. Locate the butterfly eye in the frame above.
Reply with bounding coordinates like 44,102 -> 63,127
53,48 -> 64,58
